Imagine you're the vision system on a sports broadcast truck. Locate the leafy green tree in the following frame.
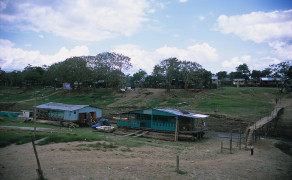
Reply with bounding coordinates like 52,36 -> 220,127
270,61 -> 292,93
236,63 -> 250,80
47,57 -> 91,89
261,68 -> 272,77
216,71 -> 228,80
229,71 -> 243,80
157,57 -> 180,92
251,70 -> 262,80
193,69 -> 212,88
22,64 -> 45,86
6,70 -> 23,87
87,52 -> 132,88
131,69 -> 147,88
0,68 -> 8,86
179,60 -> 202,89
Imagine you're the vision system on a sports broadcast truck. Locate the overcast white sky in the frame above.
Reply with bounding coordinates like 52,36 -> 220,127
0,0 -> 291,74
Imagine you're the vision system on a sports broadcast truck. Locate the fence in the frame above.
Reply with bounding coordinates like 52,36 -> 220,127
220,128 -> 245,153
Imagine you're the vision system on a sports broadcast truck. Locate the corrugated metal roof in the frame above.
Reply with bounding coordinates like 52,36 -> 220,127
115,108 -> 208,118
36,102 -> 89,111
154,108 -> 208,118
260,77 -> 281,81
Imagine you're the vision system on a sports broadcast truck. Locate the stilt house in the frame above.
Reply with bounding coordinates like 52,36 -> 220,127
117,108 -> 208,138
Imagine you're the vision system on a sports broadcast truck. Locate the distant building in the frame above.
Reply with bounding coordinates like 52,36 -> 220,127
20,110 -> 34,120
211,76 -> 219,88
211,76 -> 218,84
248,79 -> 259,86
233,79 -> 245,87
260,77 -> 282,87
36,102 -> 102,123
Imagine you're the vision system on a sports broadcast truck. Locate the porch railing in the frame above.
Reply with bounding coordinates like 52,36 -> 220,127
117,119 -> 140,128
152,121 -> 175,131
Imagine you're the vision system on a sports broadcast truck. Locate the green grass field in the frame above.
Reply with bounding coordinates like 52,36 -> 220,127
0,86 -> 280,120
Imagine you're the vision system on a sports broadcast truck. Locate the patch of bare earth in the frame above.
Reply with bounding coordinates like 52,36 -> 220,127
0,134 -> 291,180
107,88 -> 168,108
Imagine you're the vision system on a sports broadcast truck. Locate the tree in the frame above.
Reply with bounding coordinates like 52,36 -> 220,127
22,65 -> 46,86
236,63 -> 250,80
6,70 -> 23,87
131,69 -> 147,88
179,60 -> 202,89
87,52 -> 132,88
193,69 -> 212,88
216,71 -> 228,80
251,70 -> 262,80
261,68 -> 272,77
47,57 -> 91,89
236,63 -> 250,74
270,61 -> 292,93
0,68 -> 8,86
157,58 -> 180,92
229,71 -> 243,80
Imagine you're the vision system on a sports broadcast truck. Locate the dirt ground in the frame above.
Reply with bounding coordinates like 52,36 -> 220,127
0,132 -> 291,180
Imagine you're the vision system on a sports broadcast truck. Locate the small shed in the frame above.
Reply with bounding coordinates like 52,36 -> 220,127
20,110 -> 34,119
36,102 -> 102,123
116,108 -> 208,140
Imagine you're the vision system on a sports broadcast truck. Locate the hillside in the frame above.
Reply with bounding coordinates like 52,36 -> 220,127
1,86 -> 290,136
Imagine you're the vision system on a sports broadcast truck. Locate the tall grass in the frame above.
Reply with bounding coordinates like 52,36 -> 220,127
0,130 -> 46,147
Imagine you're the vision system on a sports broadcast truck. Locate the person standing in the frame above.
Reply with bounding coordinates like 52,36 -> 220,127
250,144 -> 254,155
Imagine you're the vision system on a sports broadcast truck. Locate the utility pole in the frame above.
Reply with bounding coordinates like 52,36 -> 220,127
34,91 -> 41,138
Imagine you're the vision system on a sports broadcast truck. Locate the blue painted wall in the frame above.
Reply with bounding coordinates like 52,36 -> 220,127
43,106 -> 102,121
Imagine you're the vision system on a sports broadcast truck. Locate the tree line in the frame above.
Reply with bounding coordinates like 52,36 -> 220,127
215,62 -> 292,92
0,52 -> 291,91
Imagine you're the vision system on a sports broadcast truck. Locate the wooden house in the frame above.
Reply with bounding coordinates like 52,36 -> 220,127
36,102 -> 102,124
233,79 -> 245,87
260,77 -> 281,87
116,108 -> 208,140
248,79 -> 259,86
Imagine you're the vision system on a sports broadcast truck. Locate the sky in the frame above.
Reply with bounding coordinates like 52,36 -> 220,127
0,0 -> 292,75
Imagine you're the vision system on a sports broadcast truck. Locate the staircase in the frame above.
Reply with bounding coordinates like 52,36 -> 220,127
246,107 -> 283,145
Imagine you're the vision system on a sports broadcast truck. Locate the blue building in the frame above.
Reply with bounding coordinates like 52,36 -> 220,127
117,108 -> 208,140
36,102 -> 102,123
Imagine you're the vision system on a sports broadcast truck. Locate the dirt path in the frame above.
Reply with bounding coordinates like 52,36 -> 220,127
0,132 -> 291,180
16,90 -> 61,103
0,126 -> 56,132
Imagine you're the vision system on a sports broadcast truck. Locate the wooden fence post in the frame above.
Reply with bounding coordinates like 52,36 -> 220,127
176,155 -> 179,172
221,141 -> 223,153
230,130 -> 232,153
239,129 -> 242,150
31,136 -> 44,180
255,123 -> 257,142
175,117 -> 179,142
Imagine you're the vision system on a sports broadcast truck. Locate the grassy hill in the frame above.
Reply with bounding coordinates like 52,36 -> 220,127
1,86 -> 284,129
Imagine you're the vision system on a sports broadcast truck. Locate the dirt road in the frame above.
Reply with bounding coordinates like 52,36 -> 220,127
0,132 -> 291,180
